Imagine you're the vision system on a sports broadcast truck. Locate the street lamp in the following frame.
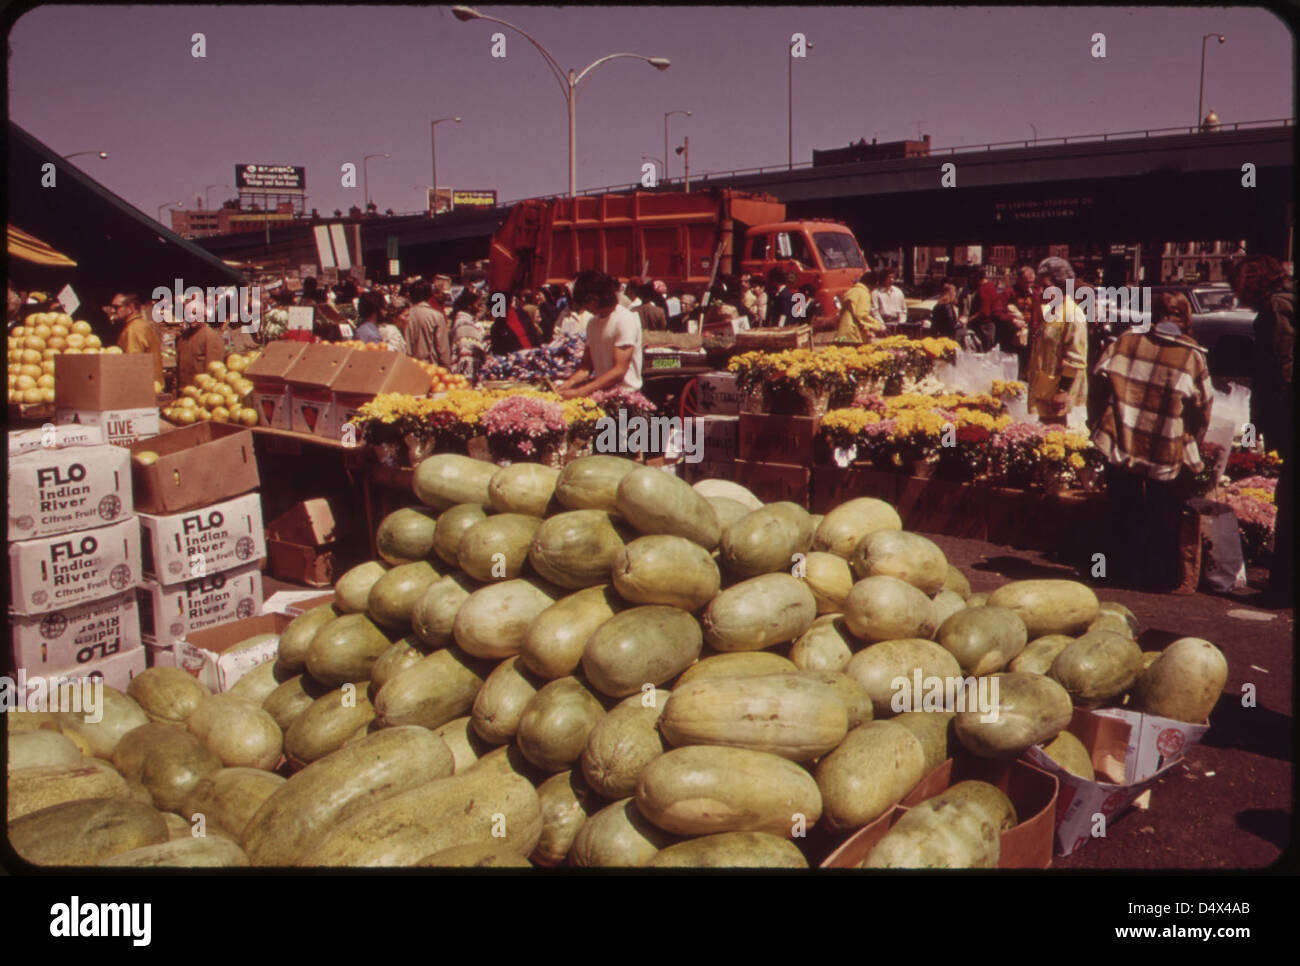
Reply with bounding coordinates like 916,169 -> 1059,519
664,110 -> 690,183
363,153 -> 391,210
203,183 -> 231,210
1029,123 -> 1038,145
789,37 -> 814,170
1198,33 -> 1226,130
157,201 -> 183,225
452,6 -> 670,196
64,151 -> 108,161
430,117 -> 461,213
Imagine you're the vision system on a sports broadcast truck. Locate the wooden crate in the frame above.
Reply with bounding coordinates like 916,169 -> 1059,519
738,413 -> 821,465
811,465 -> 897,513
733,459 -> 811,508
734,324 -> 813,352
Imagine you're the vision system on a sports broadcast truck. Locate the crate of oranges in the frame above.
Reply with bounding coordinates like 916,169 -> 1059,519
336,341 -> 392,351
161,352 -> 261,427
419,362 -> 470,395
7,312 -> 117,408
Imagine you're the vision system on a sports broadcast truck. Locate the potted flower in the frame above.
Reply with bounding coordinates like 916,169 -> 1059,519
480,394 -> 569,467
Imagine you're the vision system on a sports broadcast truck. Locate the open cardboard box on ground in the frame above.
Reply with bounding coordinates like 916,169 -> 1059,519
127,422 -> 259,514
819,758 -> 1059,869
1022,707 -> 1210,857
245,341 -> 309,431
283,592 -> 335,617
265,498 -> 339,587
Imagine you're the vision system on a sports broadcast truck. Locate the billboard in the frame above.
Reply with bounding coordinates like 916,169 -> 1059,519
236,164 -> 306,193
427,188 -> 498,213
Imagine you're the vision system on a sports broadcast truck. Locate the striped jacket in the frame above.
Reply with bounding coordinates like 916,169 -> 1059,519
1090,321 -> 1214,481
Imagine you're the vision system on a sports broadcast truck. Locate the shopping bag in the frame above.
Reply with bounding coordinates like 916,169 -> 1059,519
1203,382 -> 1251,480
1187,498 -> 1248,592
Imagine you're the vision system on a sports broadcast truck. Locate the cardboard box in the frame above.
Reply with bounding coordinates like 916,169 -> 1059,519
738,413 -> 820,465
267,540 -> 336,587
283,592 -> 336,617
697,415 -> 739,465
820,759 -> 1059,869
168,613 -> 291,693
139,491 -> 266,583
8,440 -> 133,541
11,591 -> 141,673
135,561 -> 263,645
696,371 -> 741,415
733,459 -> 811,507
332,353 -> 432,432
49,645 -> 147,694
144,642 -> 176,669
1023,707 -> 1210,857
53,353 -> 156,411
9,517 -> 142,616
126,422 -> 259,514
245,340 -> 309,431
267,498 -> 337,546
8,423 -> 105,457
284,344 -> 353,439
57,407 -> 160,447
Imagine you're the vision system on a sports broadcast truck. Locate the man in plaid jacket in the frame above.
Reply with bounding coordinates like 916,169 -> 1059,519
1089,290 -> 1214,591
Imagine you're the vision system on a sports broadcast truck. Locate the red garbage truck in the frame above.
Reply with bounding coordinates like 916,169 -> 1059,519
487,189 -> 867,328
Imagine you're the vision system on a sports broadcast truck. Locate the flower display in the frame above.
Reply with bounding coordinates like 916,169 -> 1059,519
481,333 -> 587,383
1222,476 -> 1278,563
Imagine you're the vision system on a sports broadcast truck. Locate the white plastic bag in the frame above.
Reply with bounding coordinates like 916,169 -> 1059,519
1066,406 -> 1089,431
1204,382 -> 1251,480
939,349 -> 1018,396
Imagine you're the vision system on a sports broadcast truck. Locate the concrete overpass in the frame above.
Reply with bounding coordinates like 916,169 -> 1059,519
197,120 -> 1292,283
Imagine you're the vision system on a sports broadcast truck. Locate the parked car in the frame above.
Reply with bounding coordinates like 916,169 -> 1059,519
1150,284 -> 1256,379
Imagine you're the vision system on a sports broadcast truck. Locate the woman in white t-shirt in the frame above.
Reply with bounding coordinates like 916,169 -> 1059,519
556,271 -> 643,397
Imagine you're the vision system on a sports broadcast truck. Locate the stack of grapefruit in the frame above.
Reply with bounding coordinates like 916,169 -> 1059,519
7,312 -> 117,406
161,353 -> 261,426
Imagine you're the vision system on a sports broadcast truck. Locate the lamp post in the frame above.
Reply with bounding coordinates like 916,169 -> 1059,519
1198,33 -> 1226,129
363,153 -> 390,210
157,201 -> 183,226
789,37 -> 813,170
204,183 -> 231,210
452,6 -> 670,197
64,151 -> 108,161
664,110 -> 690,183
676,137 -> 690,193
430,117 -> 461,213
1029,123 -> 1038,145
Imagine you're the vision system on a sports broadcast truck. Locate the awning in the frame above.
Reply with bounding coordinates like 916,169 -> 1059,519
8,225 -> 78,267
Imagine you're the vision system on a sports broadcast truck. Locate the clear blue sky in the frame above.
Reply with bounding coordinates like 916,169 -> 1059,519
8,5 -> 1293,219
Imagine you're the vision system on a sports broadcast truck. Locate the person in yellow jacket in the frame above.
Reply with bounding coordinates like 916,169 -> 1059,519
1026,257 -> 1088,423
108,293 -> 165,387
835,272 -> 886,343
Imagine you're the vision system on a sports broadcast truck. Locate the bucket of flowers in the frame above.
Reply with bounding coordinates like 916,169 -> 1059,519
989,420 -> 1049,489
355,393 -> 417,466
562,393 -> 611,461
480,394 -> 569,467
1222,475 -> 1277,563
890,407 -> 948,477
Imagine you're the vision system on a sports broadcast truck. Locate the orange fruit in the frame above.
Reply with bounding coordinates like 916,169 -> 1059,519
71,321 -> 92,335
174,408 -> 196,425
22,387 -> 43,404
65,333 -> 86,349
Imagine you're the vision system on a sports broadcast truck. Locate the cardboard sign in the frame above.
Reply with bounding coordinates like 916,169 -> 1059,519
9,517 -> 143,616
57,407 -> 160,447
8,440 -> 133,541
697,372 -> 742,415
135,561 -> 263,646
11,591 -> 141,674
287,306 -> 315,332
138,491 -> 266,583
56,284 -> 80,316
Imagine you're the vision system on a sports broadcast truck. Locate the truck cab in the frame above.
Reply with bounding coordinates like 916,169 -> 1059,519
741,220 -> 866,326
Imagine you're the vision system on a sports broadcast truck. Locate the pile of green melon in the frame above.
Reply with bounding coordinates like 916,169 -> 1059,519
6,453 -> 1228,869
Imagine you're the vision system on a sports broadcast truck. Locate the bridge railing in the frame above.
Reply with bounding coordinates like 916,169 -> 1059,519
357,117 -> 1293,218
